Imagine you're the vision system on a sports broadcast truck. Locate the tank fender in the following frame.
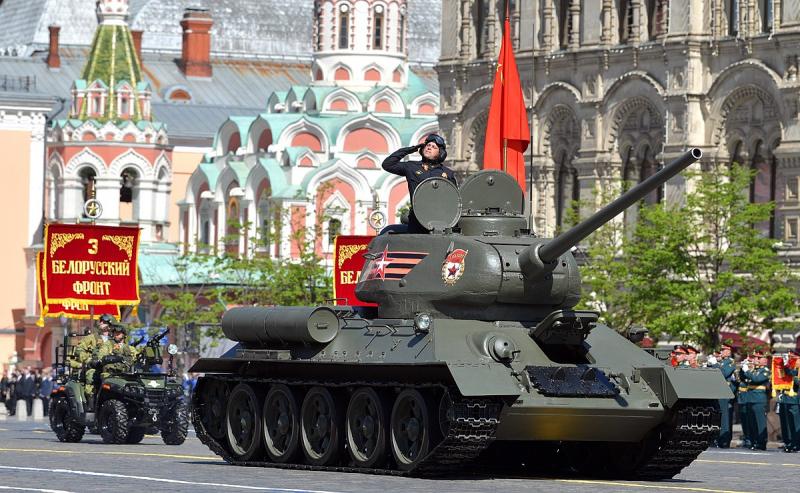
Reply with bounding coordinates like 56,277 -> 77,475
446,362 -> 522,397
636,365 -> 733,408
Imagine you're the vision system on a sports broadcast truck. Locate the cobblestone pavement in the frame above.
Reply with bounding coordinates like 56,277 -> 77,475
0,420 -> 797,493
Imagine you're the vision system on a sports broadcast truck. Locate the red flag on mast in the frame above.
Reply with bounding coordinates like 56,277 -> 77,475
483,14 -> 530,192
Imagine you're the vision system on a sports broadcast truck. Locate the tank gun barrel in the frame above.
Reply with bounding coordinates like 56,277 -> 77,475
520,148 -> 702,277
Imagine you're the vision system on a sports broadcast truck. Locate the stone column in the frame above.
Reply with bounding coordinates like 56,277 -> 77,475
542,1 -> 554,50
569,0 -> 581,48
601,0 -> 613,44
460,0 -> 472,59
94,175 -> 121,224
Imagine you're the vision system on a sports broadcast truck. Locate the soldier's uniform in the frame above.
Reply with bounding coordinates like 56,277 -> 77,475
68,332 -> 104,396
97,328 -> 136,378
736,358 -> 752,448
740,356 -> 771,450
778,352 -> 799,452
710,349 -> 737,448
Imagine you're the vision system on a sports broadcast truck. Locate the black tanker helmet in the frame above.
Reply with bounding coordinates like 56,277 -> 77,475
419,134 -> 447,164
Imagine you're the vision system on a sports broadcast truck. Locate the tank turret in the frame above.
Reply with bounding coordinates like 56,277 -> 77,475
355,148 -> 702,322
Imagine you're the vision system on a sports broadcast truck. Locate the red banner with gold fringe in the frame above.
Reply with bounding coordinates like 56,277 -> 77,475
43,223 -> 141,305
333,235 -> 376,307
36,251 -> 120,325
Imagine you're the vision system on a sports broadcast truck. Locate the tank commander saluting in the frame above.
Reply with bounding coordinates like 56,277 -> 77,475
382,134 -> 457,233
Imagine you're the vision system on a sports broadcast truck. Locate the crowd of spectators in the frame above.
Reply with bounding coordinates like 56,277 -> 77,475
0,366 -> 54,417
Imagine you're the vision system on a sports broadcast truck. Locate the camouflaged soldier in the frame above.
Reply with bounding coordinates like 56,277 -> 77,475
68,314 -> 115,399
97,324 -> 137,378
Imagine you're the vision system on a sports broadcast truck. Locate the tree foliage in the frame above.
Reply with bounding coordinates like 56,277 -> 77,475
573,164 -> 796,351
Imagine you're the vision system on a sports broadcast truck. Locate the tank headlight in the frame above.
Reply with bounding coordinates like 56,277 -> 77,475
168,344 -> 179,355
414,312 -> 432,333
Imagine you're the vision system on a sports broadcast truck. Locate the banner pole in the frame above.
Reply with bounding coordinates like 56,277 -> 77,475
528,0 -> 536,230
503,138 -> 508,172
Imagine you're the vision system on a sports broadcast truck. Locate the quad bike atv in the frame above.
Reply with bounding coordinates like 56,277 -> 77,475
49,328 -> 189,445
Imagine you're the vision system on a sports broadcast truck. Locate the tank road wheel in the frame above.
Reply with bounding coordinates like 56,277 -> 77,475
99,399 -> 129,444
300,386 -> 343,466
390,389 -> 431,471
126,427 -> 146,444
199,378 -> 228,440
262,384 -> 301,463
226,384 -> 263,460
346,387 -> 388,468
49,397 -> 85,443
161,402 -> 189,446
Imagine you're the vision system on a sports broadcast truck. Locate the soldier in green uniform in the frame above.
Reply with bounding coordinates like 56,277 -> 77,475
97,324 -> 137,378
709,344 -> 737,448
736,353 -> 752,448
67,314 -> 115,400
739,352 -> 771,450
778,349 -> 799,452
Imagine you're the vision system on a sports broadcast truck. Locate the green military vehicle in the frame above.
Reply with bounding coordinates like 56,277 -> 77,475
190,148 -> 732,478
49,329 -> 189,445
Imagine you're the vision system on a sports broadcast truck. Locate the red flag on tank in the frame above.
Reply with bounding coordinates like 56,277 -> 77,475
483,13 -> 530,192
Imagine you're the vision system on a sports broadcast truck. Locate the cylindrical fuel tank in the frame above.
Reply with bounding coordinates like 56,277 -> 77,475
221,306 -> 340,346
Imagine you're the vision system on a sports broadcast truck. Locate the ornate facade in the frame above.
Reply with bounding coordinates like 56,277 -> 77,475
46,0 -> 172,243
437,0 -> 800,347
183,0 -> 439,262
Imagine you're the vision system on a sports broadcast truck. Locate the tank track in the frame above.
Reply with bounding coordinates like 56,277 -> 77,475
632,401 -> 720,480
191,375 -> 502,477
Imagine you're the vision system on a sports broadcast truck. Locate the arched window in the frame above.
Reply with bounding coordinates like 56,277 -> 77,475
417,102 -> 436,114
334,67 -> 351,81
618,0 -> 633,43
91,93 -> 102,116
750,141 -> 777,237
339,4 -> 350,49
393,68 -> 403,83
639,146 -> 660,205
290,131 -> 323,152
327,218 -> 342,248
329,98 -> 350,111
227,132 -> 241,154
373,6 -> 384,49
167,88 -> 191,102
118,93 -> 130,117
257,195 -> 271,252
225,196 -> 241,256
645,0 -> 667,40
79,167 -> 96,212
119,168 -> 138,222
557,0 -> 570,49
555,151 -> 579,228
758,0 -> 772,33
727,0 -> 739,36
364,68 -> 381,81
399,12 -> 405,52
46,165 -> 61,220
257,129 -> 273,151
374,98 -> 393,113
342,128 -> 389,153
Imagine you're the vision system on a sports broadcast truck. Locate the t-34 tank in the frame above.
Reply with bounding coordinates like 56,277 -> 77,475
190,147 -> 732,479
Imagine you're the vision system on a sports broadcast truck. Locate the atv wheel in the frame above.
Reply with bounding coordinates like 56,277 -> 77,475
126,427 -> 147,444
161,403 -> 189,446
49,397 -> 84,443
99,399 -> 129,444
